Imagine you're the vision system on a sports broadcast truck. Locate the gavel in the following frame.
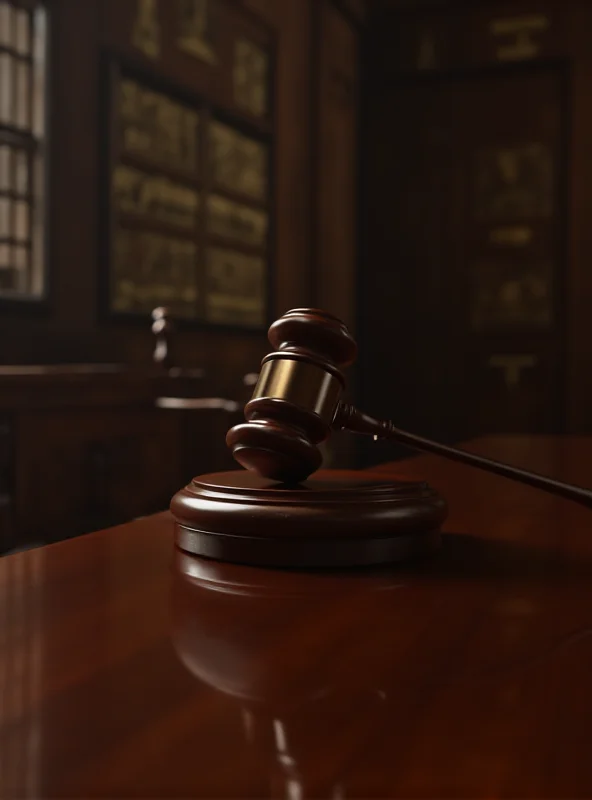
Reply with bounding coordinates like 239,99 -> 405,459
226,308 -> 592,508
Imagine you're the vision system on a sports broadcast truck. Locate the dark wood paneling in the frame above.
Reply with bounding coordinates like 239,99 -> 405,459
0,367 -> 245,550
14,407 -> 182,538
314,0 -> 359,328
565,2 -> 592,431
312,0 -> 360,468
369,1 -> 563,76
361,0 -> 592,445
363,67 -> 566,441
0,420 -> 13,552
243,0 -> 314,315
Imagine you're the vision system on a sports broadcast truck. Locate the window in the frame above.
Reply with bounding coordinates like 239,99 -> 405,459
0,1 -> 47,299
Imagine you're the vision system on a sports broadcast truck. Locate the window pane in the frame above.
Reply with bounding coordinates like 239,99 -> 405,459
30,150 -> 44,295
13,244 -> 26,271
0,3 -> 47,300
14,200 -> 28,240
13,244 -> 26,292
0,146 -> 11,192
0,52 -> 13,126
0,3 -> 12,49
16,60 -> 30,129
0,197 -> 9,238
32,8 -> 45,137
14,148 -> 27,195
15,7 -> 29,56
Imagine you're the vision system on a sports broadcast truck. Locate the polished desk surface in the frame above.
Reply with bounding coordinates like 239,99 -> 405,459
3,435 -> 592,798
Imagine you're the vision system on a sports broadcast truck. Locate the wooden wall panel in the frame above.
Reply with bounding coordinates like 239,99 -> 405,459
362,0 -> 591,446
243,0 -> 314,315
0,420 -> 13,551
314,1 -> 359,330
565,3 -> 592,432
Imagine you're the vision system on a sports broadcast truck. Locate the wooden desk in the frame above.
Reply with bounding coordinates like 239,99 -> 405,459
2,435 -> 592,798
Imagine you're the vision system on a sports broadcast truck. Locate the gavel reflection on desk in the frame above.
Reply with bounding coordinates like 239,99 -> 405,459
172,552 -> 399,798
171,308 -> 592,569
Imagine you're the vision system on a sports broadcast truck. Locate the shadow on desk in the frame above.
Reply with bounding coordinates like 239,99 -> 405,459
406,532 -> 592,584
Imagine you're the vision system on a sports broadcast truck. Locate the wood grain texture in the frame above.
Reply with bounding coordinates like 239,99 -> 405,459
3,435 -> 592,797
244,0 -> 314,314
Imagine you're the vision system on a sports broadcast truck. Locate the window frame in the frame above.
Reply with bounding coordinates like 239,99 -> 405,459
0,0 -> 50,311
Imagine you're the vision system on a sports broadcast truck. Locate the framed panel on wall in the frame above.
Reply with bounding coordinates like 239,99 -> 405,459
104,62 -> 203,319
99,3 -> 274,330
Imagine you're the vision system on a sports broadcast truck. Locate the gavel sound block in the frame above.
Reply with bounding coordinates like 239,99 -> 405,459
171,308 -> 592,568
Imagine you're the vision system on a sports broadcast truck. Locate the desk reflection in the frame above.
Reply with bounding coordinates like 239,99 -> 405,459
171,552 -> 406,799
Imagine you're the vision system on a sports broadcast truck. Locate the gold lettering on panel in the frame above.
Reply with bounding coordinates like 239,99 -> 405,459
470,261 -> 552,330
475,144 -> 553,220
490,14 -> 550,61
177,0 -> 217,64
233,38 -> 268,118
206,195 -> 267,248
489,226 -> 534,247
119,78 -> 199,173
132,0 -> 161,60
113,165 -> 199,229
488,354 -> 538,388
113,228 -> 197,316
210,121 -> 267,202
205,247 -> 265,326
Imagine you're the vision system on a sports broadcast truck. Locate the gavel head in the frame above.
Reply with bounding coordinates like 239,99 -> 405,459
226,309 -> 357,483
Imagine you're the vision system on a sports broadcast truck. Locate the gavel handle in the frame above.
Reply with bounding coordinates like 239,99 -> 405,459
333,403 -> 592,509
